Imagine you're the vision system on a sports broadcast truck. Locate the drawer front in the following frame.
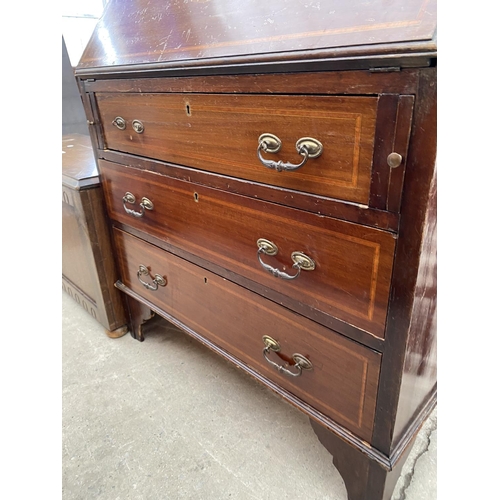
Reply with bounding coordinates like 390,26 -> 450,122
114,228 -> 381,441
101,160 -> 395,338
96,92 -> 377,204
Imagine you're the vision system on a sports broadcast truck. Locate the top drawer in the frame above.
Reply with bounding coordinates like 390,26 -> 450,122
95,93 -> 377,204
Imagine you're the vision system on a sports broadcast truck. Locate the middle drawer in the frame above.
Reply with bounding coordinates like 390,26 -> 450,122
100,160 -> 396,338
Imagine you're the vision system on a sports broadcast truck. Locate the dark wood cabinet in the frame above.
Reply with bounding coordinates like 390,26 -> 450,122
75,1 -> 437,498
62,134 -> 128,337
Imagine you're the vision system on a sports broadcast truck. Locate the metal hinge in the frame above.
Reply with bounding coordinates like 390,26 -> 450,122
369,66 -> 401,73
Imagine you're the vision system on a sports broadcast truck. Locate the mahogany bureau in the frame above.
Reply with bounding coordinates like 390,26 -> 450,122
75,1 -> 437,498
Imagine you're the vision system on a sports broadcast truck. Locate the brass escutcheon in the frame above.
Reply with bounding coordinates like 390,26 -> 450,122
258,133 -> 282,154
292,353 -> 313,371
257,238 -> 279,256
296,137 -> 323,158
291,252 -> 316,271
262,335 -> 281,352
140,197 -> 154,210
132,120 -> 144,133
112,116 -> 126,130
123,192 -> 135,204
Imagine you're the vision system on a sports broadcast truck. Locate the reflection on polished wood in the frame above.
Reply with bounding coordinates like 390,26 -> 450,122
79,0 -> 436,70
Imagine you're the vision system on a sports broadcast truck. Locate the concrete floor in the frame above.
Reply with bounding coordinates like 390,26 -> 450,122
62,292 -> 437,499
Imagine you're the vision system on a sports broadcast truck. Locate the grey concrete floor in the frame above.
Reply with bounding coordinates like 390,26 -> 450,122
62,292 -> 437,500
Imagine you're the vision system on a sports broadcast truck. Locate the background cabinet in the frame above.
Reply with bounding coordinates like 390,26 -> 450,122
62,133 -> 127,336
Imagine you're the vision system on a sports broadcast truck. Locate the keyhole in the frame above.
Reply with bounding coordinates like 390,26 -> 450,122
204,277 -> 207,284
194,192 -> 199,202
186,104 -> 191,116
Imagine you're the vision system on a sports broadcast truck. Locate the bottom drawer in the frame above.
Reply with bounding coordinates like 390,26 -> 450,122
114,228 -> 381,442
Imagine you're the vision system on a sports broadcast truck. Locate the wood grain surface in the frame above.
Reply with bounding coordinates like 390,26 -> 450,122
96,92 -> 378,204
78,0 -> 436,70
100,160 -> 396,337
102,149 -> 400,233
114,227 -> 381,441
85,70 -> 420,96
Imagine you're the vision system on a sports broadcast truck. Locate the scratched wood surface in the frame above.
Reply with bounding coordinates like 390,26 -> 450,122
114,227 -> 382,441
78,0 -> 436,70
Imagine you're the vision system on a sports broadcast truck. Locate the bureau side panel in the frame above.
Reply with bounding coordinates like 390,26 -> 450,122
392,169 -> 436,444
370,67 -> 437,456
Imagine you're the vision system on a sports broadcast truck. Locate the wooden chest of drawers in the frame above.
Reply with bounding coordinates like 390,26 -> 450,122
76,1 -> 437,498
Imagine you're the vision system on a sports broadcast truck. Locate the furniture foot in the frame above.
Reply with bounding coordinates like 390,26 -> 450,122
125,295 -> 154,342
310,419 -> 413,500
104,325 -> 129,339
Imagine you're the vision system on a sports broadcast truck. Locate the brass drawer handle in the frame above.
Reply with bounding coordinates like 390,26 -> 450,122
256,238 -> 315,280
112,116 -> 126,130
257,134 -> 323,172
122,192 -> 154,218
262,335 -> 313,377
137,265 -> 167,291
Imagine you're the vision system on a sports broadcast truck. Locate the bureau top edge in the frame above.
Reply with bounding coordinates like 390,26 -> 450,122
75,50 -> 436,80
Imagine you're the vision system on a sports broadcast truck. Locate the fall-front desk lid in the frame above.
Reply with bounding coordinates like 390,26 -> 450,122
76,0 -> 436,75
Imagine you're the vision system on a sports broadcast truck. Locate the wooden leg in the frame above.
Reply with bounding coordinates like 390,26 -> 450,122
125,295 -> 154,342
310,419 -> 413,500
